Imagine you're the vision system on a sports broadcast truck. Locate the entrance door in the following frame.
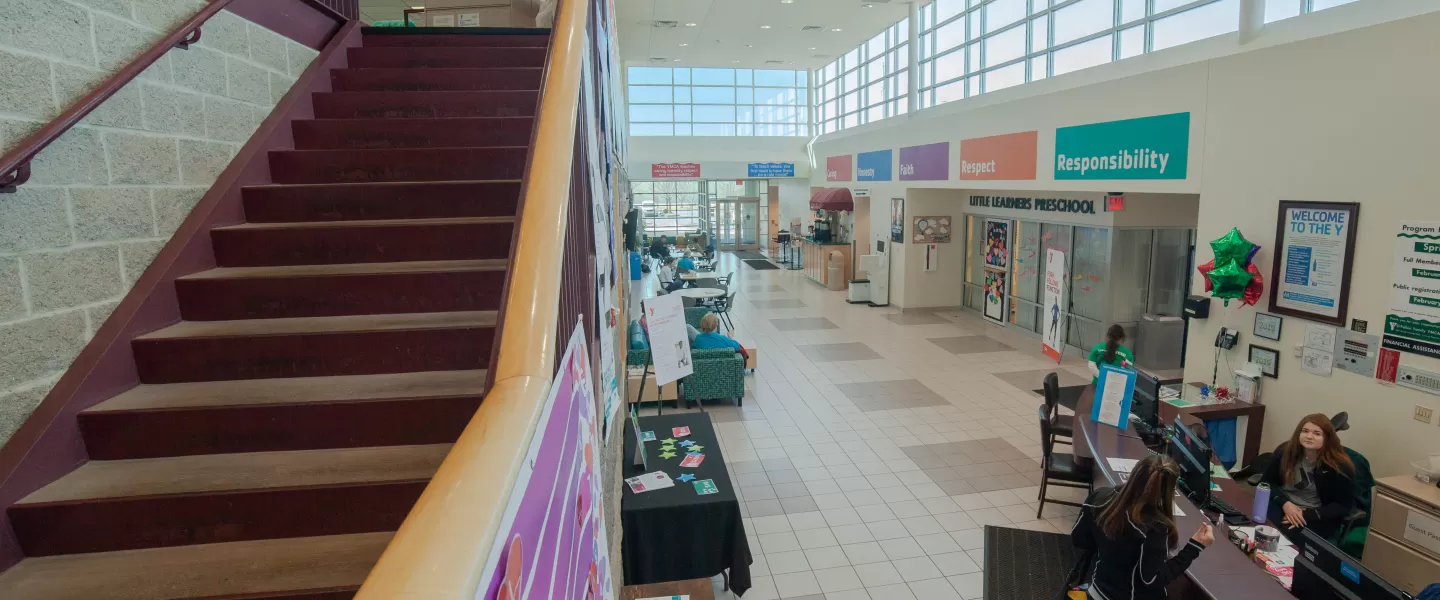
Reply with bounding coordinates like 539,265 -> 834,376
716,197 -> 761,251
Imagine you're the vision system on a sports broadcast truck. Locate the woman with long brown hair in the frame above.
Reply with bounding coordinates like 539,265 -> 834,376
1259,414 -> 1357,542
1073,454 -> 1213,600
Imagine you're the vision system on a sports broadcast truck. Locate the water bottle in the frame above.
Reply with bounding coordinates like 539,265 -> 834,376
1253,482 -> 1271,524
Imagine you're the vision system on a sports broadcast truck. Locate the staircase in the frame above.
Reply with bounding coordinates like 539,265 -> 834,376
0,28 -> 548,598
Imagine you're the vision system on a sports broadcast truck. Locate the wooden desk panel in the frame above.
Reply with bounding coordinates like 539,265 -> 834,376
622,577 -> 715,600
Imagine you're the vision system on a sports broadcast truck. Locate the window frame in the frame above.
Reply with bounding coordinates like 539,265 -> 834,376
627,67 -> 811,137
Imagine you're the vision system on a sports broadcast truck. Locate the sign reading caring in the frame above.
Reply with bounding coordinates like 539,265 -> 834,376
825,155 -> 853,181
747,162 -> 795,177
1054,112 -> 1190,180
899,142 -> 949,181
969,195 -> 1097,215
959,131 -> 1037,181
857,149 -> 892,181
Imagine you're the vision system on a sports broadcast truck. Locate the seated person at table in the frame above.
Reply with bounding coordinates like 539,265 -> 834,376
1259,414 -> 1357,543
648,235 -> 669,261
1087,324 -> 1135,382
1073,454 -> 1214,600
657,258 -> 685,294
677,255 -> 696,273
691,314 -> 748,361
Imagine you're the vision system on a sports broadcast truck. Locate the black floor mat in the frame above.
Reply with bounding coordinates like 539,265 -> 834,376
1033,385 -> 1087,411
743,259 -> 779,271
984,525 -> 1083,600
730,250 -> 769,260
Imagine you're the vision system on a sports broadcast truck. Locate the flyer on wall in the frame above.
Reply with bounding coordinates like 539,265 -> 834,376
891,198 -> 905,243
642,294 -> 693,386
983,270 -> 1007,323
1042,248 -> 1068,362
1270,201 -> 1358,325
1384,220 -> 1440,357
984,219 -> 1009,270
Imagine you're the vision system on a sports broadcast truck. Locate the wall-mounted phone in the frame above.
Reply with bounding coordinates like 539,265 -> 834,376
1215,327 -> 1239,350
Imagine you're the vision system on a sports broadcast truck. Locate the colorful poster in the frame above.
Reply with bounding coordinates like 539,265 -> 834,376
478,323 -> 614,600
857,149 -> 893,181
1042,248 -> 1068,362
1054,112 -> 1190,180
959,131 -> 1038,180
890,198 -> 904,243
747,162 -> 795,177
642,294 -> 693,386
983,270 -> 1007,323
984,219 -> 1009,270
1385,221 -> 1440,352
912,216 -> 952,243
1272,203 -> 1358,324
825,155 -> 852,181
651,163 -> 700,178
898,142 -> 949,181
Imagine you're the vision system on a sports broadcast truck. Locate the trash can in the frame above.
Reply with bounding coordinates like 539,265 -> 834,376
848,280 -> 870,304
826,250 -> 845,291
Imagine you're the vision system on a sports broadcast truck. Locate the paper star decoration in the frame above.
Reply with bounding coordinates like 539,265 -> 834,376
678,440 -> 696,448
686,445 -> 704,452
677,474 -> 697,483
661,438 -> 677,444
659,451 -> 677,459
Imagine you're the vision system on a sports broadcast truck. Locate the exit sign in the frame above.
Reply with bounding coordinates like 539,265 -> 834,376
1105,193 -> 1125,212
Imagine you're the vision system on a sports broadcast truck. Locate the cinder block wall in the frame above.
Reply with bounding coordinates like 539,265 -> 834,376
0,0 -> 320,444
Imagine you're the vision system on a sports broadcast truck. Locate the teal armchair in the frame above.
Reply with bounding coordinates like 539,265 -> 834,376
683,348 -> 746,407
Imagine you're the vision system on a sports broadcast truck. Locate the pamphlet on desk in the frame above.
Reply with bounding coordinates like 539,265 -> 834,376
1091,364 -> 1136,429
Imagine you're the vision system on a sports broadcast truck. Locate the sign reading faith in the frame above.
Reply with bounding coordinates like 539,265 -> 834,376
899,142 -> 949,181
651,163 -> 700,178
857,149 -> 892,181
1386,221 -> 1440,349
747,162 -> 795,177
1054,112 -> 1190,180
959,131 -> 1037,181
825,155 -> 852,181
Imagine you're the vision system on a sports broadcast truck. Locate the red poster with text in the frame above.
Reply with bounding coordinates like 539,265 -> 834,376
651,163 -> 701,178
1376,348 -> 1401,384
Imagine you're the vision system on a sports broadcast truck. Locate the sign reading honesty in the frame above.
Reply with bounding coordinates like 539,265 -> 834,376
899,142 -> 949,181
960,131 -> 1037,180
826,155 -> 852,181
857,149 -> 892,181
1054,112 -> 1189,180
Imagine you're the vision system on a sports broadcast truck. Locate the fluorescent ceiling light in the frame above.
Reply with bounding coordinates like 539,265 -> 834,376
760,25 -> 771,29
679,43 -> 688,46
685,22 -> 697,26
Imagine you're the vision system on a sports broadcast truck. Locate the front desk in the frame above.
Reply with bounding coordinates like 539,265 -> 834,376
800,240 -> 850,290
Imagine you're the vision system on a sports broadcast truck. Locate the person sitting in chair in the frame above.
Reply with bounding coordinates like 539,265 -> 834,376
657,257 -> 684,294
691,314 -> 748,361
1259,414 -> 1357,543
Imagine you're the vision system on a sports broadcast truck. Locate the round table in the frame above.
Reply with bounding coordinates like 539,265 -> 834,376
675,288 -> 724,300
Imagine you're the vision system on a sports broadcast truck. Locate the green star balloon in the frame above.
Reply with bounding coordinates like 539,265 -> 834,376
1209,228 -> 1256,268
659,451 -> 677,459
1207,259 -> 1253,305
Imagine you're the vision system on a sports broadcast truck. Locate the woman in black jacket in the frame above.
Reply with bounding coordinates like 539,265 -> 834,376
1259,414 -> 1357,543
1073,454 -> 1214,600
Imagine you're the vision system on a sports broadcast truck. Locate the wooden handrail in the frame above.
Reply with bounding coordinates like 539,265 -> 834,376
354,0 -> 589,596
0,0 -> 349,193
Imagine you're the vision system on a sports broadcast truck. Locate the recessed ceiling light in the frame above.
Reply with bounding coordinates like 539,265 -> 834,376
808,47 -> 816,50
679,43 -> 688,46
745,44 -> 753,48
780,0 -> 794,3
760,25 -> 771,29
732,60 -> 740,63
863,3 -> 873,6
672,58 -> 681,62
685,22 -> 697,26
831,28 -> 843,32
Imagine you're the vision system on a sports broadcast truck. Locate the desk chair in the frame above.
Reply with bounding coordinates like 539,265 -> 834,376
1037,403 -> 1091,519
1042,373 -> 1074,446
713,290 -> 738,332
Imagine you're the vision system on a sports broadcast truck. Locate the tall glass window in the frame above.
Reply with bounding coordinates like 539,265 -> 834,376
1266,0 -> 1359,23
627,67 -> 809,136
631,181 -> 703,236
916,0 -> 1243,108
815,18 -> 910,134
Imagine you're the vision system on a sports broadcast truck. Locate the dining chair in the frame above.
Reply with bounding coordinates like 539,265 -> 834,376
1043,372 -> 1074,446
1037,403 -> 1092,519
713,290 -> 738,332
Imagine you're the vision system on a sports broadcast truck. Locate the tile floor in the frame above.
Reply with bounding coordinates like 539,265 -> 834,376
631,253 -> 1095,600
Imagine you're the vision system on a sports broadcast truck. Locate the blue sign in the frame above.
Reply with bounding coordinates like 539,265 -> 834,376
856,150 -> 892,181
747,162 -> 795,177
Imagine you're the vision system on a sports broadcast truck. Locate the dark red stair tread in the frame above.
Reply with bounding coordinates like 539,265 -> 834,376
175,260 -> 509,320
346,46 -> 546,68
241,180 -> 521,222
269,146 -> 529,184
86,370 -> 486,413
136,310 -> 497,342
211,216 -> 515,266
360,33 -> 550,47
330,67 -> 542,91
0,532 -> 390,599
293,117 -> 534,150
312,90 -> 537,119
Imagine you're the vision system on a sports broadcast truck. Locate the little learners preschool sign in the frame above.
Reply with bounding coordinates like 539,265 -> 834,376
969,195 -> 1097,215
651,163 -> 700,178
1054,112 -> 1190,180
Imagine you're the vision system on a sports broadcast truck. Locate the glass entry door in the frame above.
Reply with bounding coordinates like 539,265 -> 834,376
715,197 -> 760,250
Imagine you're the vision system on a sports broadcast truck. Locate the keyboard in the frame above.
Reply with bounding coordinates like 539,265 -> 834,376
1206,495 -> 1243,516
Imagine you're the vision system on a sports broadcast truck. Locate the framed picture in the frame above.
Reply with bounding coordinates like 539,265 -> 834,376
912,215 -> 952,243
1253,312 -> 1283,341
1267,201 -> 1360,326
984,218 -> 1009,270
983,270 -> 1007,323
890,198 -> 905,243
1248,344 -> 1280,378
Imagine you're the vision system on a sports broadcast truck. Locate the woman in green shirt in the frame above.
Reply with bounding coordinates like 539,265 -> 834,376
1088,324 -> 1135,382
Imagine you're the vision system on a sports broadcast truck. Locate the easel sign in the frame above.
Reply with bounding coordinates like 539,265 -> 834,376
1092,364 -> 1136,429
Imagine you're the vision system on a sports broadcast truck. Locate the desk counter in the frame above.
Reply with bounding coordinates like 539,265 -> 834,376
1074,385 -> 1292,600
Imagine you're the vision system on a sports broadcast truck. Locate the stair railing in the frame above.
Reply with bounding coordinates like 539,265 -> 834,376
354,0 -> 601,596
0,0 -> 353,193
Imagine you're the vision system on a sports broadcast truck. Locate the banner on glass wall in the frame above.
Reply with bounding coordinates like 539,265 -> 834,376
984,219 -> 1010,270
825,155 -> 853,181
890,198 -> 905,243
1042,248 -> 1068,362
984,270 -> 1007,323
858,149 -> 893,181
1054,112 -> 1190,180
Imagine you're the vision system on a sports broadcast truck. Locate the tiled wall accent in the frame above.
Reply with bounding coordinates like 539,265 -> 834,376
0,0 -> 320,444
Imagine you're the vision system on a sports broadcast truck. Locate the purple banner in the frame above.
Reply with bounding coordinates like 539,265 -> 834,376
899,142 -> 950,181
480,323 -> 613,600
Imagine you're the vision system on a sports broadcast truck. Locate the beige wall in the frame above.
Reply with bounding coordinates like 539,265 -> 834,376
899,189 -> 967,309
0,0 -> 319,444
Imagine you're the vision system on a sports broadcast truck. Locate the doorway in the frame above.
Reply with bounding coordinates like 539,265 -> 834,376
715,197 -> 761,251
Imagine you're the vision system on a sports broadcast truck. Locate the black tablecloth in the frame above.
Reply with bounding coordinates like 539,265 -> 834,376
621,412 -> 753,595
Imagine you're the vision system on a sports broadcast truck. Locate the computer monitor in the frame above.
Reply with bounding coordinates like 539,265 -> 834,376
1132,371 -> 1161,429
1167,417 -> 1212,504
1291,529 -> 1412,600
